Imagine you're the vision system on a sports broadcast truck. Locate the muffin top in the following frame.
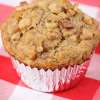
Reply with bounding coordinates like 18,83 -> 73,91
1,0 -> 100,70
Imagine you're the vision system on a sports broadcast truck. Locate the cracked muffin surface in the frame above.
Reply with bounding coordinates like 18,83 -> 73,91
1,0 -> 100,70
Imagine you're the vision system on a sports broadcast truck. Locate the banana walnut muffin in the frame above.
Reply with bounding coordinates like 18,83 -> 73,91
1,0 -> 100,70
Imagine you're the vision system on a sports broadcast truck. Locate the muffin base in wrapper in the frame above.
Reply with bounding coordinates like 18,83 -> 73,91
11,58 -> 89,92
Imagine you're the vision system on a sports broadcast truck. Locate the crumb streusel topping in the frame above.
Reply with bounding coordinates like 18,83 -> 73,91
1,0 -> 100,70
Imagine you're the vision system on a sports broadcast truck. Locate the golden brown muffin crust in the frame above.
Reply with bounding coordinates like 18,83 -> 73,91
1,0 -> 100,70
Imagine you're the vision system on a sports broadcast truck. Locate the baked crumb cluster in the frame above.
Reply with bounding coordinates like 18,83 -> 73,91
1,0 -> 100,70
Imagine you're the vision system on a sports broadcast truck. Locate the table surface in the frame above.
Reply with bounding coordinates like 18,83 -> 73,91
0,0 -> 100,100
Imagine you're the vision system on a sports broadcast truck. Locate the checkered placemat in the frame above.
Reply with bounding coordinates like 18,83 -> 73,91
0,0 -> 100,100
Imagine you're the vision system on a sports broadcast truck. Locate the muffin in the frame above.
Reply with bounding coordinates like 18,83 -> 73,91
1,0 -> 100,92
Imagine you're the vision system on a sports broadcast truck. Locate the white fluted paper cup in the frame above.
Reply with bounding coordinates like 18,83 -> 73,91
11,58 -> 89,92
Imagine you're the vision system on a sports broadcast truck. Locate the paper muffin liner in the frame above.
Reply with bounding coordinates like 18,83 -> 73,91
11,58 -> 89,92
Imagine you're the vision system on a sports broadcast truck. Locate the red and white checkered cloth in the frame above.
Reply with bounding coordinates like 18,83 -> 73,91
0,0 -> 100,100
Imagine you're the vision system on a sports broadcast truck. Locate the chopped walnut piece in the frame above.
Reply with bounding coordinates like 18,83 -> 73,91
19,18 -> 31,29
68,9 -> 76,16
80,28 -> 94,39
83,16 -> 93,25
49,3 -> 62,14
11,32 -> 22,42
58,18 -> 74,29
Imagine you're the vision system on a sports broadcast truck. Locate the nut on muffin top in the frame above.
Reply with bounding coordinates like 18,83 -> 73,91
1,0 -> 100,70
